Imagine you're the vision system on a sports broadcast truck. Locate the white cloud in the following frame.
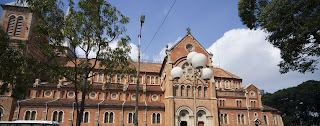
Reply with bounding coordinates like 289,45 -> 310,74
129,43 -> 149,61
207,28 -> 320,93
152,37 -> 182,62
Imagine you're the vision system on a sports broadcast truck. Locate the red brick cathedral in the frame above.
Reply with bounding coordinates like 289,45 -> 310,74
0,0 -> 283,126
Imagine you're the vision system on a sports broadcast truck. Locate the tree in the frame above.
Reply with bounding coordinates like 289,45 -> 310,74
25,0 -> 134,126
238,0 -> 320,73
262,80 -> 320,126
0,25 -> 43,99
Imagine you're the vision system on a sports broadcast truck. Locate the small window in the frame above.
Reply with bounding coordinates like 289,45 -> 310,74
235,81 -> 239,89
44,90 -> 52,97
128,112 -> 135,124
131,93 -> 136,100
14,16 -> 23,36
67,91 -> 75,98
89,92 -> 97,99
198,86 -> 202,97
254,112 -> 258,117
220,113 -> 228,124
185,43 -> 194,52
250,91 -> 255,97
7,16 -> 16,35
181,85 -> 185,96
24,110 -> 37,120
225,80 -> 230,89
104,112 -> 114,123
186,86 -> 191,97
204,87 -> 207,97
152,113 -> 161,124
151,76 -> 155,84
98,73 -> 104,82
117,74 -> 121,83
264,115 -> 268,124
111,93 -> 117,99
174,86 -> 178,96
82,111 -> 89,123
237,113 -> 245,124
151,94 -> 158,101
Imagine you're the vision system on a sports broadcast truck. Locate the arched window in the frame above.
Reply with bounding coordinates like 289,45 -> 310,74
273,115 -> 277,124
109,112 -> 114,123
52,111 -> 57,121
237,114 -> 245,124
151,76 -> 155,84
117,74 -> 121,83
24,111 -> 30,120
235,81 -> 239,89
152,113 -> 161,124
152,113 -> 156,124
128,112 -> 135,124
264,115 -> 268,124
14,16 -> 23,36
0,107 -> 3,120
225,80 -> 230,89
224,114 -> 228,124
181,85 -> 185,96
7,16 -> 16,35
157,113 -> 161,124
220,113 -> 228,124
24,110 -> 37,120
174,86 -> 178,96
186,86 -> 191,97
204,87 -> 208,97
82,111 -> 89,123
198,86 -> 202,97
52,111 -> 63,122
104,112 -> 109,123
58,111 -> 63,122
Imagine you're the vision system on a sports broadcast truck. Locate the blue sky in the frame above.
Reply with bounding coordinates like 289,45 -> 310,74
1,0 -> 319,93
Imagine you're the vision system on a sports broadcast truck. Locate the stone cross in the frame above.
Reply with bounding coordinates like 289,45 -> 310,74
187,27 -> 191,33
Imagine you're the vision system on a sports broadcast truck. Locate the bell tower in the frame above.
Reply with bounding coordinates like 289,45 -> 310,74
0,0 -> 34,41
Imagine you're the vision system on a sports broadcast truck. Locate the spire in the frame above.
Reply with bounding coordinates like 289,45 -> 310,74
64,6 -> 71,19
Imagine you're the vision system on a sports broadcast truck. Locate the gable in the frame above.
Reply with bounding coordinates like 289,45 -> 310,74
169,30 -> 211,63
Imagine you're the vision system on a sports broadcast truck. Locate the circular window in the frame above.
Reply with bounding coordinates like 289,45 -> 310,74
185,43 -> 194,52
198,113 -> 203,117
250,92 -> 255,97
89,92 -> 97,98
151,94 -> 158,101
254,112 -> 258,117
131,93 -> 136,100
67,91 -> 75,98
111,93 -> 117,99
44,90 -> 52,97
181,112 -> 186,117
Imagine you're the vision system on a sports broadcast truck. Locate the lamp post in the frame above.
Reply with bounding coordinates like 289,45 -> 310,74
171,52 -> 213,126
134,14 -> 145,126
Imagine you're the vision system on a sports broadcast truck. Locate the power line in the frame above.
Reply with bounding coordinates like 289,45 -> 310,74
142,0 -> 177,53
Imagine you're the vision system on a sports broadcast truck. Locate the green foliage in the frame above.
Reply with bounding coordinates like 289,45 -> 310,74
26,0 -> 134,125
238,0 -> 320,73
262,80 -> 320,126
0,25 -> 43,99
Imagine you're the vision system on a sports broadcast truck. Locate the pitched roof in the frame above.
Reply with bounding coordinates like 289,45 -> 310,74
213,67 -> 242,79
169,30 -> 210,55
65,59 -> 161,73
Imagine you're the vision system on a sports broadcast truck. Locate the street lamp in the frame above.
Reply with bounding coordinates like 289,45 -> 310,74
171,51 -> 213,126
134,14 -> 145,126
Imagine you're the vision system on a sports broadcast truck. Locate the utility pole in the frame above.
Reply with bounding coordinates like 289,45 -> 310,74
134,14 -> 145,126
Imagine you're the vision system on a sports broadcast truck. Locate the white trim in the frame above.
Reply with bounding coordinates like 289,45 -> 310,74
89,92 -> 97,99
23,110 -> 37,120
151,94 -> 158,101
44,90 -> 52,97
151,112 -> 161,124
263,115 -> 268,124
0,106 -> 4,120
51,110 -> 64,123
67,91 -> 75,98
127,112 -> 135,124
111,93 -> 117,99
131,93 -> 136,100
103,111 -> 114,123
82,111 -> 90,123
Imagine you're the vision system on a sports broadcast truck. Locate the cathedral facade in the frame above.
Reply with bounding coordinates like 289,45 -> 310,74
0,0 -> 283,126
